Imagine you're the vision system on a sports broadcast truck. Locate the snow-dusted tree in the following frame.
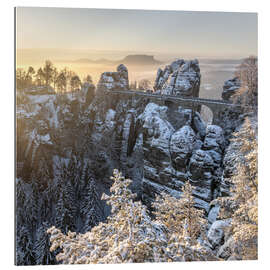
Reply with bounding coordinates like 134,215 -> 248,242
81,178 -> 103,232
20,181 -> 39,231
153,182 -> 206,240
16,68 -> 27,90
24,66 -> 35,87
54,162 -> 77,233
48,170 -> 217,263
16,179 -> 27,227
216,118 -> 258,260
51,67 -> 58,90
234,56 -> 258,108
30,156 -> 52,192
55,187 -> 76,234
16,226 -> 35,265
153,181 -> 215,261
34,222 -> 56,265
48,170 -> 168,263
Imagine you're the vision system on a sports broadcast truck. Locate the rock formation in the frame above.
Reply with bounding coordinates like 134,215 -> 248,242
222,77 -> 241,101
97,64 -> 129,91
154,59 -> 201,98
137,101 -> 225,213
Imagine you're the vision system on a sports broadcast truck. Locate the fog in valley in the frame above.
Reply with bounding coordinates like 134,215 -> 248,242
17,48 -> 241,99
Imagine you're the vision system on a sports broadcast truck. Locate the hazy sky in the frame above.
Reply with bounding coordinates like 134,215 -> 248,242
16,7 -> 257,59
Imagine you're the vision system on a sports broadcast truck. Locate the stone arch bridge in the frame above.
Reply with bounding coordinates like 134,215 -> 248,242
109,89 -> 246,124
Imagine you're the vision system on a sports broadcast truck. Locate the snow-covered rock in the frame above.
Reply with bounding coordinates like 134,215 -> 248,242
192,112 -> 206,139
97,64 -> 129,91
207,204 -> 220,224
154,59 -> 201,98
137,102 -> 223,212
170,125 -> 197,171
217,236 -> 235,259
138,103 -> 174,160
222,77 -> 241,101
207,219 -> 231,249
188,150 -> 214,180
203,125 -> 225,153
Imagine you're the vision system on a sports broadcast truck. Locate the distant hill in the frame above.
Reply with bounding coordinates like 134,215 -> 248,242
74,55 -> 163,65
117,55 -> 163,65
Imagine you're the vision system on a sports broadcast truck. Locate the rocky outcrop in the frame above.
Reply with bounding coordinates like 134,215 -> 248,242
83,82 -> 96,107
154,59 -> 201,98
170,125 -> 197,171
138,102 -> 225,212
97,64 -> 129,91
222,77 -> 241,101
203,125 -> 225,153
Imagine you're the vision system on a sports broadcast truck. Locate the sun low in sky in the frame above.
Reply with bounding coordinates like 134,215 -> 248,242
16,7 -> 257,61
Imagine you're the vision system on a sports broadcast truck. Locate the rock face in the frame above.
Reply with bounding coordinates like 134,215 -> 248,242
203,125 -> 225,153
170,125 -> 197,171
222,77 -> 241,101
83,82 -> 96,107
97,64 -> 129,91
218,76 -> 245,142
137,101 -> 225,212
154,59 -> 201,98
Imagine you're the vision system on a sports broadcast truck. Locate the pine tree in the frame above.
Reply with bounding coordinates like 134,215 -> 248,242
56,72 -> 67,93
81,178 -> 103,232
152,181 -> 214,261
16,179 -> 26,227
16,226 -> 35,265
43,60 -> 54,88
55,189 -> 75,234
153,182 -> 206,241
34,222 -> 56,265
35,68 -> 45,86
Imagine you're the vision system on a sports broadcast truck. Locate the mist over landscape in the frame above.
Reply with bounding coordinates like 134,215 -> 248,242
17,48 -> 241,99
